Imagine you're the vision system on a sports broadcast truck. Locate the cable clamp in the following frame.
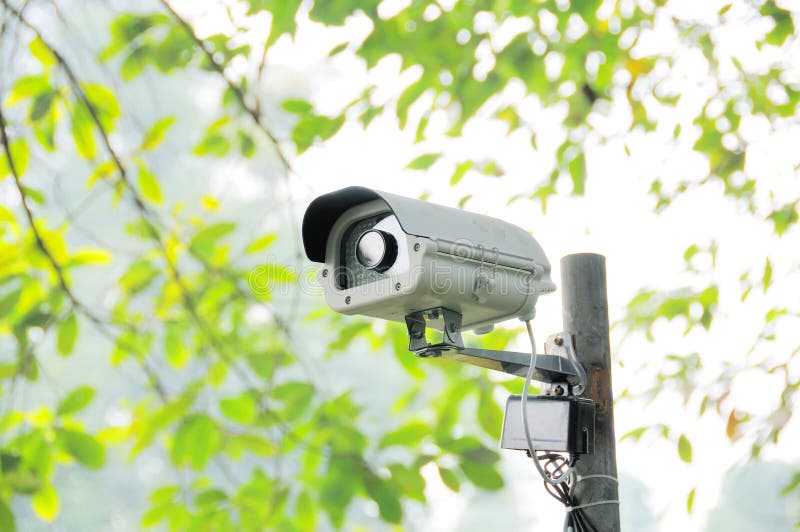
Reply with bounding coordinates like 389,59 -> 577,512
576,474 -> 618,484
565,499 -> 620,512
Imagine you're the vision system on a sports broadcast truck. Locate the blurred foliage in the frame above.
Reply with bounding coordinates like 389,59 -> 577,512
0,0 -> 799,529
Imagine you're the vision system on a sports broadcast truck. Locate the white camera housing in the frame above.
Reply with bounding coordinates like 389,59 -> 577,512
302,187 -> 556,332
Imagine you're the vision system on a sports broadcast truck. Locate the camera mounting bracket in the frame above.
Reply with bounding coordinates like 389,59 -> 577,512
404,307 -> 584,390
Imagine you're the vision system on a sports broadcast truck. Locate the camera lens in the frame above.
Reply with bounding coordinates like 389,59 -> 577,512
356,230 -> 398,272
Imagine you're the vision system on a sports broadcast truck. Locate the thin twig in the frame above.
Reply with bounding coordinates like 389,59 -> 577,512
1,99 -> 170,402
2,0 -> 358,467
158,0 -> 305,272
0,0 -> 262,389
159,0 -> 292,171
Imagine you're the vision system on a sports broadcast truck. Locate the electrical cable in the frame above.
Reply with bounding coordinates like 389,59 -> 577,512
522,320 -> 573,486
523,321 -> 604,532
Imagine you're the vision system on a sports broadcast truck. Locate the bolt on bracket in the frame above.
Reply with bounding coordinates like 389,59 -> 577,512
404,307 -> 586,390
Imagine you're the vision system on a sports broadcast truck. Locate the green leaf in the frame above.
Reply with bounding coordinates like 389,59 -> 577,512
246,351 -> 277,381
57,386 -> 95,416
141,117 -> 176,150
32,484 -> 60,522
760,1 -> 794,46
220,393 -> 258,424
137,163 -> 163,204
82,84 -> 120,131
677,433 -> 692,463
362,471 -> 403,524
438,465 -> 461,492
57,313 -> 78,356
250,264 -> 298,294
396,77 -> 428,128
256,0 -> 302,46
207,360 -> 227,387
29,91 -> 57,122
309,0 -> 358,25
120,47 -> 147,80
320,460 -> 358,528
460,461 -> 504,490
0,204 -> 14,224
165,323 -> 188,368
0,498 -> 16,532
4,467 -> 41,494
329,42 -> 349,56
71,103 -> 97,160
406,153 -> 441,170
379,421 -> 430,448
102,13 -> 168,61
232,433 -> 275,457
239,131 -> 256,158
6,75 -> 51,106
296,491 -> 316,531
460,446 -> 500,465
621,426 -> 649,442
781,472 -> 800,495
273,381 -> 314,420
569,152 -> 586,195
281,99 -> 313,115
359,106 -> 382,128
292,114 -> 345,153
57,429 -> 106,469
196,133 -> 231,157
388,463 -> 425,502
767,202 -> 798,236
195,488 -> 227,507
171,414 -> 220,470
189,222 -> 236,261
66,248 -> 112,268
477,392 -> 503,439
29,37 -> 56,67
119,258 -> 159,294
246,233 -> 278,254
450,161 -> 473,186
87,160 -> 116,188
21,185 -> 44,205
194,126 -> 231,157
762,258 -> 772,293
0,139 -> 30,179
686,487 -> 696,514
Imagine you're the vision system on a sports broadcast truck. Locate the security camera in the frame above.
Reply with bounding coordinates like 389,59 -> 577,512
302,186 -> 596,464
302,186 -> 556,333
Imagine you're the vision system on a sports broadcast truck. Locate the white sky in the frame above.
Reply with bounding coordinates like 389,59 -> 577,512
178,0 -> 800,529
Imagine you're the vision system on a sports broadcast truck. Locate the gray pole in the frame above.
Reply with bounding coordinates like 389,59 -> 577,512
561,253 -> 620,531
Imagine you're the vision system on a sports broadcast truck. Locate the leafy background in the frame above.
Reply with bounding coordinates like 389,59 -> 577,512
0,0 -> 799,530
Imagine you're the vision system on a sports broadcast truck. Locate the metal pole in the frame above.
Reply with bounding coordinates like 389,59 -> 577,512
561,253 -> 620,531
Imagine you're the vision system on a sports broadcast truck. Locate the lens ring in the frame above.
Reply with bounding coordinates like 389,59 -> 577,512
356,230 -> 397,272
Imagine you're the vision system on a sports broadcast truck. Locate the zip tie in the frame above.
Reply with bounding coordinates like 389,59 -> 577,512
565,500 -> 620,512
576,474 -> 618,484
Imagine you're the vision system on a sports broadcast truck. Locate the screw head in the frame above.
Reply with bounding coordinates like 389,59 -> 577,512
554,335 -> 564,346
414,243 -> 421,252
554,385 -> 565,396
345,296 -> 351,305
322,269 -> 329,278
394,282 -> 401,291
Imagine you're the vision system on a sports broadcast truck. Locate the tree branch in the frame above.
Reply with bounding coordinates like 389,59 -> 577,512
158,0 -> 305,270
0,0 -> 267,388
2,0 -> 351,467
158,0 -> 292,173
0,99 -> 170,402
